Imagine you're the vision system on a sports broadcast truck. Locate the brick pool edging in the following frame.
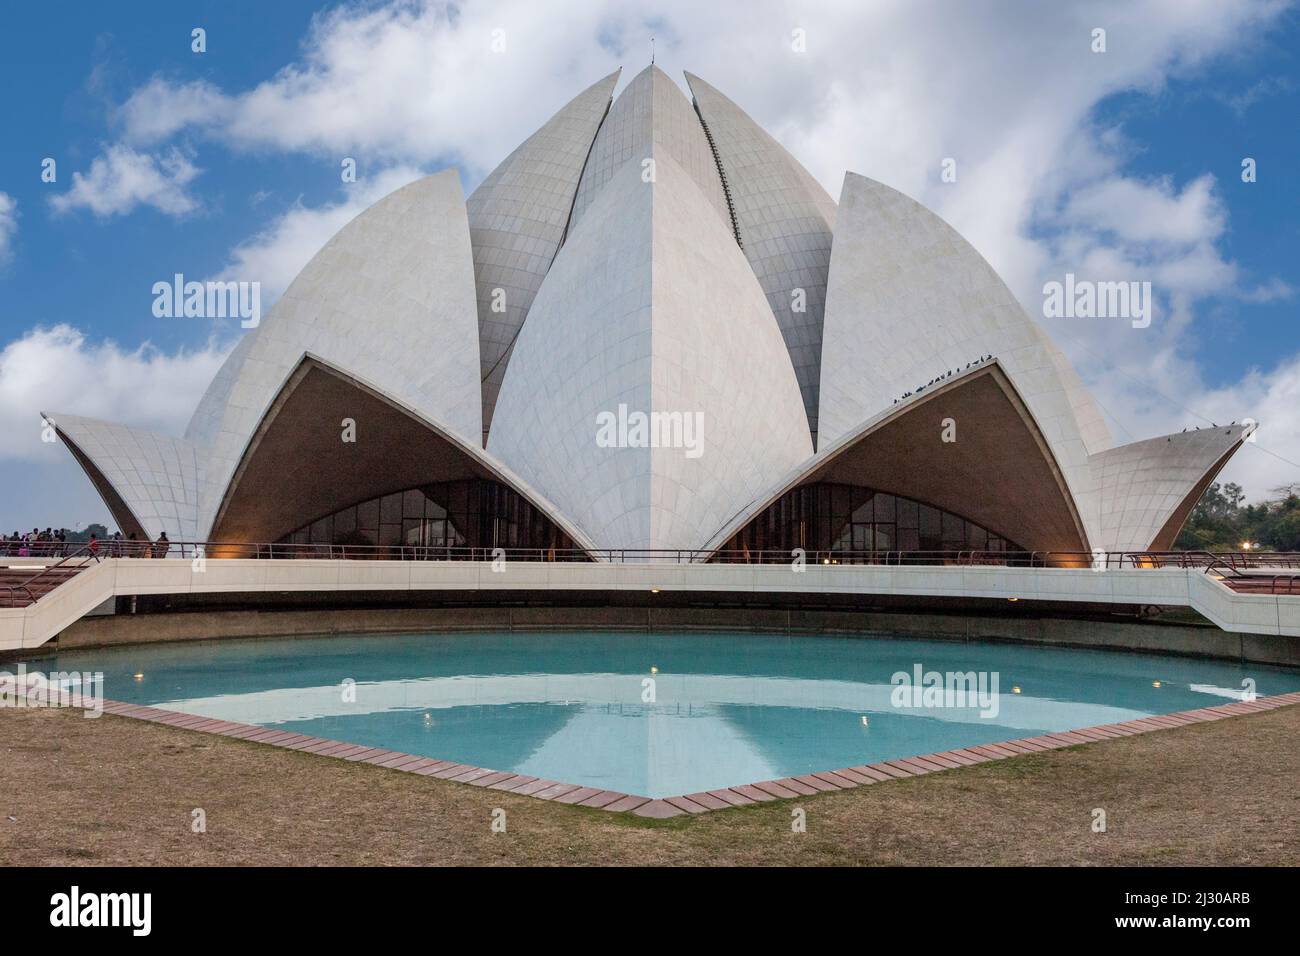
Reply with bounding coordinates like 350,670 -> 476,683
80,692 -> 1300,819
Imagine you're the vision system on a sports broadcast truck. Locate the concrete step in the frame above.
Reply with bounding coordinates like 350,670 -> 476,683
0,565 -> 90,608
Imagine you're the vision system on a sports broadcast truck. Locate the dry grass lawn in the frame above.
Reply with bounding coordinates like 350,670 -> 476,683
2,703 -> 1297,866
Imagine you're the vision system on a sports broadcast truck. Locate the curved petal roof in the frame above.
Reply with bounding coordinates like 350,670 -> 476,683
49,69 -> 1245,561
184,328 -> 255,452
46,412 -> 202,540
818,172 -> 1110,523
191,169 -> 481,538
1084,425 -> 1248,552
468,69 -> 621,441
209,354 -> 596,550
488,147 -> 812,552
685,71 -> 837,442
567,65 -> 732,239
702,361 -> 1087,555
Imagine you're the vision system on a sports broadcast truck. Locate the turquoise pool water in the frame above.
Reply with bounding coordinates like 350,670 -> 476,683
29,631 -> 1300,797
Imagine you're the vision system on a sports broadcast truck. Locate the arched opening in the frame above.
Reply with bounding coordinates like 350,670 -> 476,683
704,364 -> 1089,562
210,355 -> 591,557
279,478 -> 580,556
716,482 -> 1023,561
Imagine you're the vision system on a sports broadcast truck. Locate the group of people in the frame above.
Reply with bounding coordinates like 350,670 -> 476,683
2,529 -> 171,558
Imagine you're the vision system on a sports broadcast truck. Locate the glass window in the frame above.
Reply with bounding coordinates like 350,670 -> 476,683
919,504 -> 942,549
276,477 -> 575,555
942,512 -> 964,548
404,489 -> 425,519
356,499 -> 379,535
831,484 -> 851,522
720,484 -> 1022,556
852,524 -> 869,551
309,516 -> 332,544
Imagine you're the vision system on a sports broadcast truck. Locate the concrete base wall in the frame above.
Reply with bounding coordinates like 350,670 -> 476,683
6,558 -> 1295,659
43,604 -> 1299,668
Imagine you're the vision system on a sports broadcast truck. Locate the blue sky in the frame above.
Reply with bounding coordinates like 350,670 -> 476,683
0,2 -> 338,355
1,0 -> 1298,534
1089,55 -> 1299,388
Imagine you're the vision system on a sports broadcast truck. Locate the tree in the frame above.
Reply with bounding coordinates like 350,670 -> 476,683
1175,483 -> 1300,551
1175,483 -> 1243,550
65,523 -> 110,543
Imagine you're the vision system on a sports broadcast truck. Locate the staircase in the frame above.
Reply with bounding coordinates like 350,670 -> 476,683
1203,555 -> 1300,597
1216,572 -> 1300,596
0,557 -> 95,608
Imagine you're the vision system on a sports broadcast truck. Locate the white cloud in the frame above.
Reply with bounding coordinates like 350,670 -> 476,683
215,165 -> 425,302
1238,276 -> 1296,304
1213,356 -> 1300,496
0,191 -> 17,265
114,0 -> 1290,293
94,0 -> 1300,498
1056,335 -> 1300,500
1092,347 -> 1300,499
0,325 -> 230,462
117,1 -> 622,182
49,144 -> 201,218
1211,74 -> 1296,117
1062,174 -> 1226,248
117,77 -> 231,144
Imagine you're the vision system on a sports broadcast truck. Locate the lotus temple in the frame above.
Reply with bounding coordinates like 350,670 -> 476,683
6,65 -> 1300,840
40,65 -> 1248,560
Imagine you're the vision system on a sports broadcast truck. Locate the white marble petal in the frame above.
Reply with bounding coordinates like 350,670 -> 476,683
685,71 -> 836,442
189,169 -> 481,538
1084,426 -> 1248,552
568,65 -> 732,240
818,172 -> 1112,543
488,147 -> 813,552
47,411 -> 202,540
55,73 -> 1246,559
469,70 -> 621,440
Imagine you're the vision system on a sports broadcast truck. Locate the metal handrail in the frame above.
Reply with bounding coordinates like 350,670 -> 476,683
6,540 -> 1291,568
1250,574 -> 1300,595
1200,550 -> 1300,595
5,541 -> 1299,609
0,544 -> 101,607
1201,552 -> 1300,576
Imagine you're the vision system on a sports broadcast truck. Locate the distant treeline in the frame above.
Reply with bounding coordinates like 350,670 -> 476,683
1175,482 -> 1300,552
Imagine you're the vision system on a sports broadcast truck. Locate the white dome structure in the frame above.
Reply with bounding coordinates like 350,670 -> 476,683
46,67 -> 1247,558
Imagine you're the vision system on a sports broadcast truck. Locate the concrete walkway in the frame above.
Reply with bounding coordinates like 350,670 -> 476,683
2,558 -> 1298,653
